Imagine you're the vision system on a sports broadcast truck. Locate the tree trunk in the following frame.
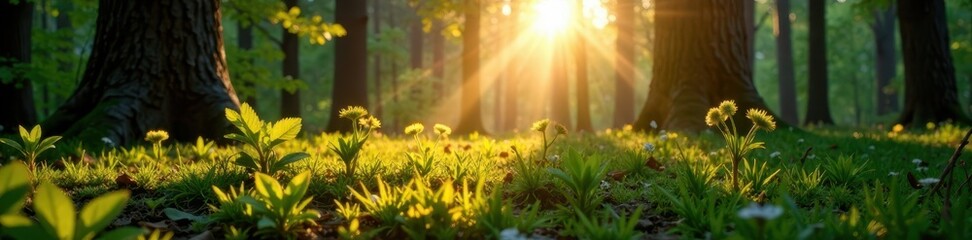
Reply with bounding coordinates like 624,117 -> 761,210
327,0 -> 370,132
409,14 -> 424,70
873,6 -> 898,116
456,0 -> 486,134
502,5 -> 520,131
774,0 -> 798,125
551,37 -> 571,128
805,0 -> 833,125
613,0 -> 635,127
896,0 -> 969,125
431,20 -> 445,99
280,0 -> 300,118
373,0 -> 383,120
634,0 -> 775,132
0,0 -> 37,133
239,21 -> 257,108
574,0 -> 593,132
41,0 -> 240,145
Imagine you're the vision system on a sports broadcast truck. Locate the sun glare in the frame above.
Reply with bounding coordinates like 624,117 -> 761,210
532,0 -> 572,35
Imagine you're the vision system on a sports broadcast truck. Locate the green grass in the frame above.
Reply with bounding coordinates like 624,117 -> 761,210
1,122 -> 970,239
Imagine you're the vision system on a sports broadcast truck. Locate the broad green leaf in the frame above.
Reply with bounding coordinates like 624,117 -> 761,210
257,217 -> 276,230
37,136 -> 62,153
77,190 -> 130,240
238,196 -> 269,213
239,103 -> 263,134
272,153 -> 310,172
34,182 -> 76,240
28,125 -> 42,143
234,154 -> 260,170
225,108 -> 246,132
3,221 -> 54,240
284,171 -> 312,208
224,133 -> 249,144
17,126 -> 30,142
163,208 -> 206,222
268,118 -> 302,142
94,227 -> 145,240
0,138 -> 24,153
0,162 -> 30,214
253,173 -> 283,202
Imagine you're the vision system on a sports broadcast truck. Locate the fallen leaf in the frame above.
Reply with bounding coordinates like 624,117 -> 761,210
608,170 -> 627,181
115,173 -> 138,189
646,156 -> 665,172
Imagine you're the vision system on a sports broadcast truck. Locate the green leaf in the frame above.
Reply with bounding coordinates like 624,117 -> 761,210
253,173 -> 283,202
163,208 -> 206,222
36,136 -> 62,154
284,171 -> 312,208
0,138 -> 24,153
272,152 -> 309,173
224,133 -> 249,144
225,108 -> 246,132
233,154 -> 260,170
77,190 -> 130,240
28,125 -> 42,144
268,118 -> 302,142
17,126 -> 30,143
94,227 -> 145,240
3,221 -> 53,240
257,217 -> 276,230
0,161 -> 30,214
239,103 -> 263,134
34,182 -> 76,240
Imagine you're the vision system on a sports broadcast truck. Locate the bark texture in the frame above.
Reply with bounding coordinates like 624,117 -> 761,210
327,0 -> 370,132
613,0 -> 635,127
42,0 -> 240,145
634,0 -> 775,132
774,0 -> 799,125
0,0 -> 37,133
805,0 -> 834,125
896,0 -> 969,125
456,0 -> 486,134
873,6 -> 899,115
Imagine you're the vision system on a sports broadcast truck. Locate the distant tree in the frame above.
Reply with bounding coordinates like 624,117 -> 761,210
41,0 -> 240,145
238,21 -> 258,108
574,0 -> 593,132
280,0 -> 301,118
0,0 -> 37,133
774,0 -> 799,125
455,0 -> 487,134
896,0 -> 970,125
502,2 -> 522,131
551,37 -> 571,128
873,5 -> 899,116
634,0 -> 776,131
431,20 -> 446,99
373,0 -> 384,120
327,0 -> 370,132
805,0 -> 834,125
614,0 -> 636,127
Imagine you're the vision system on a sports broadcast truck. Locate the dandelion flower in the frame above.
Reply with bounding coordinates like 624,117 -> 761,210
554,123 -> 568,135
531,119 -> 550,132
918,178 -> 940,186
145,130 -> 169,143
433,124 -> 452,137
746,109 -> 776,131
338,106 -> 368,120
718,100 -> 738,117
737,202 -> 783,220
404,123 -> 425,135
358,116 -> 381,129
892,124 -> 904,133
705,108 -> 723,127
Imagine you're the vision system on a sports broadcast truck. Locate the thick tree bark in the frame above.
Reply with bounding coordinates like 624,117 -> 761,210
0,0 -> 37,133
327,0 -> 370,132
805,0 -> 834,125
873,6 -> 899,116
774,0 -> 799,125
41,0 -> 240,145
456,0 -> 486,134
239,21 -> 257,108
896,0 -> 969,125
551,37 -> 571,128
574,0 -> 593,132
431,20 -> 445,99
613,0 -> 635,127
280,0 -> 301,118
634,0 -> 775,132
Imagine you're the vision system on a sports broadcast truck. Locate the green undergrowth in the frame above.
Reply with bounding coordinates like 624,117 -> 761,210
1,114 -> 971,239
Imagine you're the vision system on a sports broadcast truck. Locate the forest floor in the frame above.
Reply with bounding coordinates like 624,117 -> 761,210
2,118 -> 971,239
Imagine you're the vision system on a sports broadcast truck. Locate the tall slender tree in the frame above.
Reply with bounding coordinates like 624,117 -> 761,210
455,0 -> 486,134
41,0 -> 240,145
431,20 -> 446,99
574,0 -> 593,132
634,0 -> 776,131
614,0 -> 635,127
502,3 -> 521,131
873,5 -> 898,115
0,0 -> 37,133
551,37 -> 571,128
280,0 -> 301,118
805,0 -> 834,125
373,0 -> 383,119
239,22 -> 257,108
774,0 -> 799,125
896,0 -> 969,125
328,0 -> 370,132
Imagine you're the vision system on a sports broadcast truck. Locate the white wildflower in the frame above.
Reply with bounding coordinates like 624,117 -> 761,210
710,151 -> 718,156
101,137 -> 115,146
797,138 -> 805,143
916,167 -> 928,172
738,203 -> 783,220
769,151 -> 781,158
868,145 -> 875,150
500,228 -> 528,240
650,120 -> 658,129
547,155 -> 560,163
807,154 -> 816,160
888,171 -> 899,176
643,143 -> 655,152
659,134 -> 669,142
912,159 -> 923,165
600,180 -> 611,190
918,178 -> 940,186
